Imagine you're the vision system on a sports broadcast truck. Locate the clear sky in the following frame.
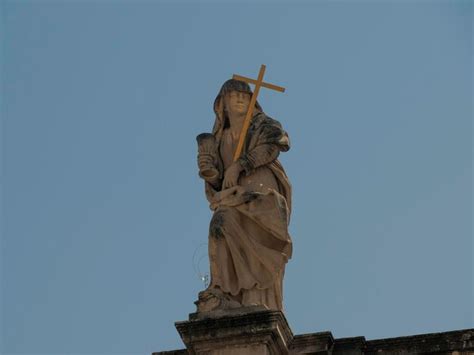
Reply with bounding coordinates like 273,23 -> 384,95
1,1 -> 472,354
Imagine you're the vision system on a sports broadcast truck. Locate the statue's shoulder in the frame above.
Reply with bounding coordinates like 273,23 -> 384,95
252,112 -> 283,129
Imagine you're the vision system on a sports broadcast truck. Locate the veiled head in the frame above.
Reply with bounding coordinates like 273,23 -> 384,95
212,79 -> 262,135
213,79 -> 262,118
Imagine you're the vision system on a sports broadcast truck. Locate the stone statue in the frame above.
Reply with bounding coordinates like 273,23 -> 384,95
195,79 -> 292,312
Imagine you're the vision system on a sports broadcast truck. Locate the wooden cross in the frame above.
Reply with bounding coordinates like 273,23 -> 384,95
232,64 -> 286,162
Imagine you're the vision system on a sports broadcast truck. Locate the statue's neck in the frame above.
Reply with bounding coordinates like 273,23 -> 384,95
227,114 -> 245,135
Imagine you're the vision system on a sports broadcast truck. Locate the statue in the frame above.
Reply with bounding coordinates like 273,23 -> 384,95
195,74 -> 292,313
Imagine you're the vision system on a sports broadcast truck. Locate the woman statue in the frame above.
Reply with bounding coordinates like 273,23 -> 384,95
196,79 -> 292,312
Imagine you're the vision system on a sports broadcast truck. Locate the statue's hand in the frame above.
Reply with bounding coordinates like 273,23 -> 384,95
222,162 -> 244,189
198,154 -> 216,172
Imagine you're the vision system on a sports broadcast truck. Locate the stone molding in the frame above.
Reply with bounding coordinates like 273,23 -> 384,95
154,313 -> 474,355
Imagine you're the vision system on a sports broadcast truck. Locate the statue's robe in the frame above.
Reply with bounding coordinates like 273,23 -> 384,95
204,112 -> 292,311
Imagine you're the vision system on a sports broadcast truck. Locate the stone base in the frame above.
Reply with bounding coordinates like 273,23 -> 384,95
174,306 -> 293,355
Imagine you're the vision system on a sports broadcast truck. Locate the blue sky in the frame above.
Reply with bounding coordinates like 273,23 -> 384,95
1,1 -> 472,354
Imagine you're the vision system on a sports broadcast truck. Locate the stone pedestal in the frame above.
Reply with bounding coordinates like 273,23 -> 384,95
174,306 -> 293,355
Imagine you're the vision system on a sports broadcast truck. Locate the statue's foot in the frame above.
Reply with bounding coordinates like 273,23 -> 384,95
194,288 -> 241,313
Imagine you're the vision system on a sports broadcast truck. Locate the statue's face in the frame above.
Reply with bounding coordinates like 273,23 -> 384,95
224,90 -> 250,117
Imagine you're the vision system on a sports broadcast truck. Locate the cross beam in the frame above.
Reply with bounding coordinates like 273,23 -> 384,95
232,74 -> 285,93
232,64 -> 286,161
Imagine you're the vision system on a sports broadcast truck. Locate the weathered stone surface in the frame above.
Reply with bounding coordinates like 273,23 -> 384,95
189,305 -> 269,321
290,331 -> 334,354
171,307 -> 292,355
154,327 -> 474,354
333,336 -> 366,355
196,78 -> 293,312
363,328 -> 474,354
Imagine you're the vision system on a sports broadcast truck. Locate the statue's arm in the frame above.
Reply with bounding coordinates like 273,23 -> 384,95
238,119 -> 290,175
238,144 -> 280,175
204,180 -> 218,206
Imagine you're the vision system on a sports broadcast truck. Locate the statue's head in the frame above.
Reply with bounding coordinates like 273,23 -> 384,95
213,79 -> 262,123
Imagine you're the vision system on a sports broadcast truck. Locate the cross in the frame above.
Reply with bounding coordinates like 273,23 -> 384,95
232,64 -> 286,162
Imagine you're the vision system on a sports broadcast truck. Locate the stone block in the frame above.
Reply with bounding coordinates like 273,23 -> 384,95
174,306 -> 293,355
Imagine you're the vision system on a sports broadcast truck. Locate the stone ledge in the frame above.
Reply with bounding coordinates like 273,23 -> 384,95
154,306 -> 473,355
174,307 -> 293,354
364,328 -> 474,354
153,351 -> 187,355
290,331 -> 334,354
333,336 -> 366,354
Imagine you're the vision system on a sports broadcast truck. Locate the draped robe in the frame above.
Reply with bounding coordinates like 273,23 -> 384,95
202,111 -> 292,311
